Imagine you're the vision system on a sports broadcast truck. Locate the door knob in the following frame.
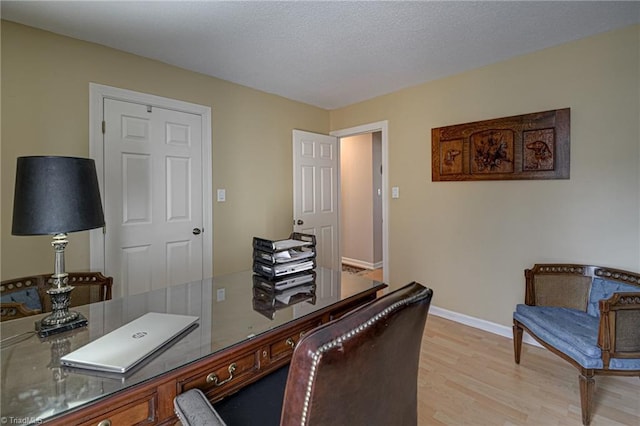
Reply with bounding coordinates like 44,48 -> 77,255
193,228 -> 202,235
296,220 -> 304,225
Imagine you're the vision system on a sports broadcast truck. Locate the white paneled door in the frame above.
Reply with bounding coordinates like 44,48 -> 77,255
292,130 -> 340,270
104,98 -> 204,296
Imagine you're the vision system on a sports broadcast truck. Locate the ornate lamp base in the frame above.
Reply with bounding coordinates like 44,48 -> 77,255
35,281 -> 88,338
36,313 -> 88,338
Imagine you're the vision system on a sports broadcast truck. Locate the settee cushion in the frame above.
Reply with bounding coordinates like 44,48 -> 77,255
515,304 -> 640,370
586,278 -> 639,317
515,305 -> 601,368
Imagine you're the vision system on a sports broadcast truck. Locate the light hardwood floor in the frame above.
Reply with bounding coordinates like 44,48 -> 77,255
357,267 -> 383,282
419,315 -> 640,425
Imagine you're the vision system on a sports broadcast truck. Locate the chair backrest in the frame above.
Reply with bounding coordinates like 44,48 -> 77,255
280,282 -> 433,426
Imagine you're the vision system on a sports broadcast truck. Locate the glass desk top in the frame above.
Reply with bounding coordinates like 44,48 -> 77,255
0,268 -> 383,423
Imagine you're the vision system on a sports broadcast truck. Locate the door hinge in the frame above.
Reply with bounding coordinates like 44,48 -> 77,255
102,121 -> 106,134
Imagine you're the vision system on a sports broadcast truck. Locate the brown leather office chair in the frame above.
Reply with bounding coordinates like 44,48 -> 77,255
174,281 -> 433,426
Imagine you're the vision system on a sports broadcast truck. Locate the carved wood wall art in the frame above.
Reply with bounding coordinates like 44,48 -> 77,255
432,108 -> 570,181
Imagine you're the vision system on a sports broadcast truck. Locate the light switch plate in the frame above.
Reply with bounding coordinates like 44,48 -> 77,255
392,186 -> 400,199
216,288 -> 226,301
217,189 -> 226,202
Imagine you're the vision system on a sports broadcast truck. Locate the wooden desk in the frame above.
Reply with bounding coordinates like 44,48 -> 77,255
0,268 -> 384,425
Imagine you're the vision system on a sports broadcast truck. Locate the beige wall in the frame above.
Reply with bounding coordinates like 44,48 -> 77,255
330,25 -> 640,326
1,21 -> 329,280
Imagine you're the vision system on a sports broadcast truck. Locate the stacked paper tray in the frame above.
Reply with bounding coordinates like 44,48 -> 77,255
252,232 -> 316,252
253,259 -> 316,278
254,247 -> 315,264
253,270 -> 317,292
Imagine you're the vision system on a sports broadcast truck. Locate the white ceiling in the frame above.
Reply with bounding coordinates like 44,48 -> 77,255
2,1 -> 639,109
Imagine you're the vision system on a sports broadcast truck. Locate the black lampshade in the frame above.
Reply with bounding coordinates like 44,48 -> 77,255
12,156 -> 105,235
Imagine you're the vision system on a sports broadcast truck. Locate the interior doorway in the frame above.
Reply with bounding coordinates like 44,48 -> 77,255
340,132 -> 383,277
331,121 -> 389,283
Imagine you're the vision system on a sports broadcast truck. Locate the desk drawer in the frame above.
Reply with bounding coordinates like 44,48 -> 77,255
269,321 -> 319,362
78,393 -> 156,426
178,351 -> 259,398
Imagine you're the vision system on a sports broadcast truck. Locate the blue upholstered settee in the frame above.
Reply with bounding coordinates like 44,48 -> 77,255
513,264 -> 640,426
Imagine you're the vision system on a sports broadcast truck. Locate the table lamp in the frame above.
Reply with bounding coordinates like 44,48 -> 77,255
12,156 -> 105,337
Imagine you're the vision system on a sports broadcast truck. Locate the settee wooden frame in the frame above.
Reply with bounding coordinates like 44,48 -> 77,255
513,264 -> 640,425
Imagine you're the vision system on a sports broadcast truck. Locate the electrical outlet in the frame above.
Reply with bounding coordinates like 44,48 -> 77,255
217,189 -> 226,202
392,186 -> 400,199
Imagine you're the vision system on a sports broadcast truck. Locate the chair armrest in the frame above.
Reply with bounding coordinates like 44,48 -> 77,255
598,292 -> 640,367
174,389 -> 226,426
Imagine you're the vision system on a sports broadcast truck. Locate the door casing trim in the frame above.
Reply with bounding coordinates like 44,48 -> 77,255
88,83 -> 213,280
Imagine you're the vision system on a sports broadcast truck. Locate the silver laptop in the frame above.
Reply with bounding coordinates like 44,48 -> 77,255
60,312 -> 199,374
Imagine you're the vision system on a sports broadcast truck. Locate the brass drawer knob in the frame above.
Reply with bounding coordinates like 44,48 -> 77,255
97,420 -> 112,426
286,337 -> 295,348
206,362 -> 237,387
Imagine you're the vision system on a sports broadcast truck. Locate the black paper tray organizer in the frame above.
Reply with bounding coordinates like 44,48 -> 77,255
253,233 -> 317,279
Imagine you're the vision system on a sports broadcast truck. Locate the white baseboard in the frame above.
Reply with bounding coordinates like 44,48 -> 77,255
429,305 -> 542,348
341,257 -> 383,270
